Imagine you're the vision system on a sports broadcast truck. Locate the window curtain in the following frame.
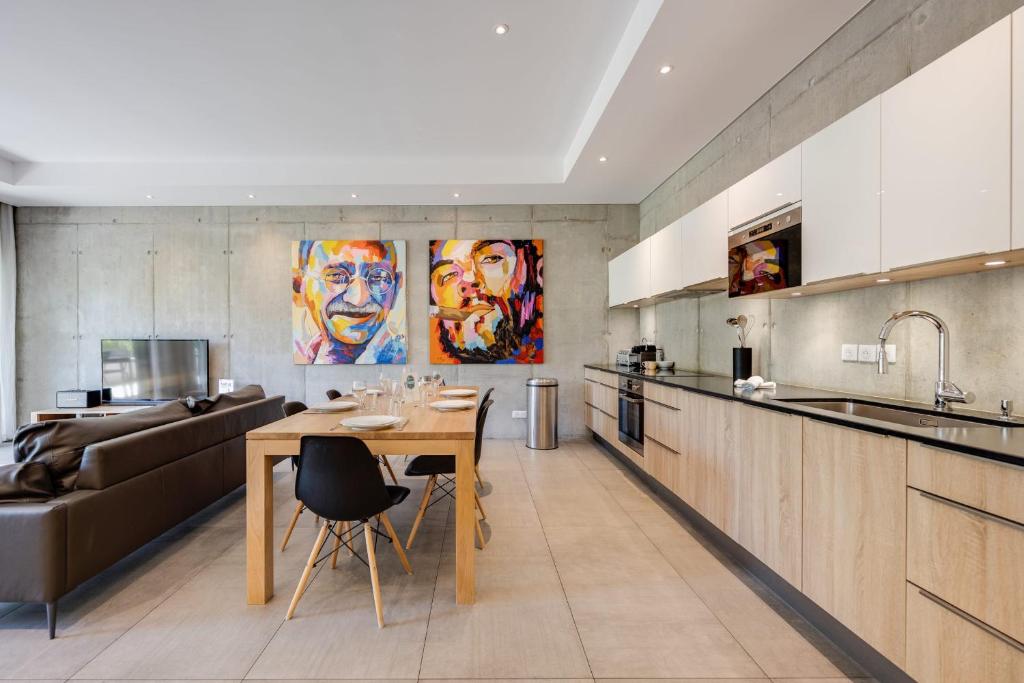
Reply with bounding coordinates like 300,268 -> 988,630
0,203 -> 15,440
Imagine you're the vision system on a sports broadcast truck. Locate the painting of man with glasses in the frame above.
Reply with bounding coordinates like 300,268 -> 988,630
292,240 -> 407,364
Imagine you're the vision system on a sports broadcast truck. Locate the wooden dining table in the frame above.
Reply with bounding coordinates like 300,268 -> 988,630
245,387 -> 480,605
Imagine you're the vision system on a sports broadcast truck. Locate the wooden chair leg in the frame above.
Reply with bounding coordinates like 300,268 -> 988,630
330,523 -> 343,569
406,474 -> 436,549
474,489 -> 487,520
380,455 -> 399,484
379,512 -> 413,575
286,522 -> 330,620
342,520 -> 355,555
280,501 -> 304,551
364,523 -> 384,628
475,516 -> 486,550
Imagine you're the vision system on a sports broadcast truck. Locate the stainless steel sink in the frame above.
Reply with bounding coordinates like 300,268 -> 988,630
777,398 -> 1023,429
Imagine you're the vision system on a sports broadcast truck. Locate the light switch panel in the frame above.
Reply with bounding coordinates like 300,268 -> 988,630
841,344 -> 858,362
857,344 -> 878,362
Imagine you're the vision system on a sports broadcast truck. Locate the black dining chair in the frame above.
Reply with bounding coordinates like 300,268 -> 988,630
285,436 -> 412,628
404,399 -> 492,550
474,388 -> 494,488
323,389 -> 398,484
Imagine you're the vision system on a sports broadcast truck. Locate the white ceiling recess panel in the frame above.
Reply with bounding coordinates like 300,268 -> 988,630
0,0 -> 867,206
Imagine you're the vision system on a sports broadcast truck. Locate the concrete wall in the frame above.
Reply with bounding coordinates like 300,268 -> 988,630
14,204 -> 640,437
636,0 -> 1024,416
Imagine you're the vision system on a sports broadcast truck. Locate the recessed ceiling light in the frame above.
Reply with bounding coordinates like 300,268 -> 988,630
351,193 -> 358,199
599,156 -> 608,163
145,194 -> 153,199
776,192 -> 784,196
658,65 -> 672,75
876,278 -> 892,283
452,192 -> 461,198
247,193 -> 255,199
791,292 -> 802,297
984,259 -> 1007,266
494,24 -> 509,35
633,304 -> 639,308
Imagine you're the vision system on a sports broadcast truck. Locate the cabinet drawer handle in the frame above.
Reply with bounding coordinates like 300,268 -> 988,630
645,398 -> 680,411
916,587 -> 1024,654
643,434 -> 679,454
916,489 -> 1024,532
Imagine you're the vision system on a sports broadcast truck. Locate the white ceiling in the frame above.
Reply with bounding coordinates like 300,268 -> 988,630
0,0 -> 868,207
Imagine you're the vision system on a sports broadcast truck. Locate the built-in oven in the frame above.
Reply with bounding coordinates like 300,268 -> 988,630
728,205 -> 802,297
618,376 -> 644,456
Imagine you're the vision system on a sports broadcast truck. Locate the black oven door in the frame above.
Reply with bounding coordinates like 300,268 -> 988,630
618,392 -> 644,455
728,207 -> 802,298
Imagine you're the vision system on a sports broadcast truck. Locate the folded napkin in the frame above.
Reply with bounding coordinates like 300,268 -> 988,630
733,375 -> 777,391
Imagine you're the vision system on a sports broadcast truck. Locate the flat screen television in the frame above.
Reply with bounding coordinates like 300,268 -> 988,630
101,339 -> 209,403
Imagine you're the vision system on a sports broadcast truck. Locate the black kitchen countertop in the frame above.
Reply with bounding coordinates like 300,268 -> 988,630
584,363 -> 1024,467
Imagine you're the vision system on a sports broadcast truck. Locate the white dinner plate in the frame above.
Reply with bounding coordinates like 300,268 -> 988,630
439,389 -> 477,398
310,401 -> 359,412
429,399 -> 476,411
341,414 -> 401,430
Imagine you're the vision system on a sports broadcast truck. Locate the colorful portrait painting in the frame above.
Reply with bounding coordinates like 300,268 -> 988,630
292,240 -> 407,364
428,239 -> 543,364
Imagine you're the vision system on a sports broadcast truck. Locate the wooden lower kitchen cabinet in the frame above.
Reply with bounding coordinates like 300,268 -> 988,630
908,487 -> 1024,645
677,390 -> 738,533
732,404 -> 803,588
907,583 -> 1024,682
801,418 -> 907,667
643,436 -> 680,491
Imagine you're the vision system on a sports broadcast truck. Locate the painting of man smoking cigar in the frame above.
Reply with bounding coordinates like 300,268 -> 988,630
428,239 -> 543,364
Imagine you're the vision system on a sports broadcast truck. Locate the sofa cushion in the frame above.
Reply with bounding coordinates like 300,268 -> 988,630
13,400 -> 193,493
192,385 -> 266,415
75,395 -> 284,490
0,462 -> 56,503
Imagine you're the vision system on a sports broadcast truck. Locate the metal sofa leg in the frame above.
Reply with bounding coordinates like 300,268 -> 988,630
46,600 -> 57,639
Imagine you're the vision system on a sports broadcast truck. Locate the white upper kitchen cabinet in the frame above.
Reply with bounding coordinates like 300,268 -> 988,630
802,96 -> 881,284
681,191 -> 728,287
1012,9 -> 1024,249
727,145 -> 801,229
881,16 -> 1011,271
608,238 -> 651,307
649,217 -> 685,296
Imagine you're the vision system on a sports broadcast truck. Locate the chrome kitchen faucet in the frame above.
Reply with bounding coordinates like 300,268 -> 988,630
876,310 -> 974,411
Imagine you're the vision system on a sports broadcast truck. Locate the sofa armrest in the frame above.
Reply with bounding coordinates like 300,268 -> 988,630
0,502 -> 67,603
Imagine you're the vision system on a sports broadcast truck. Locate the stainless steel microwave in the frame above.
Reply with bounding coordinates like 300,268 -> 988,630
728,205 -> 802,297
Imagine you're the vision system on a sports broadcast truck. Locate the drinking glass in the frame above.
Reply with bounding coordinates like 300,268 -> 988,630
352,380 -> 367,408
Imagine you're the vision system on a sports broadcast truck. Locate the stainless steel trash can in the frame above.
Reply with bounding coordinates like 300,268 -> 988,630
526,378 -> 558,449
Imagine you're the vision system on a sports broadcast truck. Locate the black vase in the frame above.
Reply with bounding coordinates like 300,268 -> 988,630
732,347 -> 752,382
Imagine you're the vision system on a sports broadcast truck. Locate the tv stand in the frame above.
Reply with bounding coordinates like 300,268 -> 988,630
30,404 -> 156,423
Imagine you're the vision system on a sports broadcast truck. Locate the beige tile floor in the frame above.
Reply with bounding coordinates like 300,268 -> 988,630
0,438 -> 873,683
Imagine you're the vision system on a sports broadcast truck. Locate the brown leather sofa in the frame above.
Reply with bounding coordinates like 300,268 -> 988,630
0,389 -> 284,638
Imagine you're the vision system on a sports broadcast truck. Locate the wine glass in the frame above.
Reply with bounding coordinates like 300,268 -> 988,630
352,380 -> 367,408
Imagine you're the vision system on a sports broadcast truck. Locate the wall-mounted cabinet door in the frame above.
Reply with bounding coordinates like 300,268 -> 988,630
15,224 -> 79,424
727,145 -> 801,229
77,224 -> 155,391
802,418 -> 907,667
649,218 -> 684,297
802,97 -> 881,284
1012,9 -> 1024,249
680,191 -> 728,287
607,238 -> 651,306
881,16 -> 1011,271
154,222 -> 229,388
